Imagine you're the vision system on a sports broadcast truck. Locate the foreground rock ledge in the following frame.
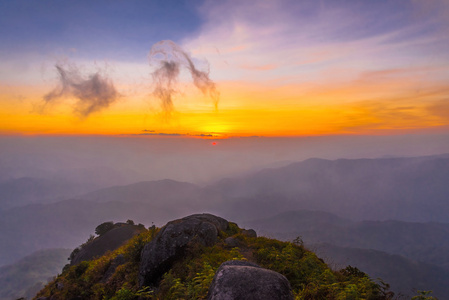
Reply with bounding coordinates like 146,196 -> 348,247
207,260 -> 294,300
139,213 -> 229,287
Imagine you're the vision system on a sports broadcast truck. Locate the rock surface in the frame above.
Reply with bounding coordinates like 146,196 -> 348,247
241,229 -> 257,238
101,254 -> 126,283
139,213 -> 229,287
207,260 -> 294,300
71,224 -> 144,265
224,237 -> 240,247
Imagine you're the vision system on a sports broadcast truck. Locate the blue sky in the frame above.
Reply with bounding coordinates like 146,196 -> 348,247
2,0 -> 447,62
1,0 -> 449,136
0,0 -> 204,60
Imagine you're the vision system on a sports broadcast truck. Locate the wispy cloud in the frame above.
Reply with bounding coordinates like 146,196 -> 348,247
149,40 -> 219,118
186,0 -> 449,86
41,62 -> 119,118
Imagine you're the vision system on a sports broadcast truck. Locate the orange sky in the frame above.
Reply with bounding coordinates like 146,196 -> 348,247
1,73 -> 448,137
1,1 -> 449,137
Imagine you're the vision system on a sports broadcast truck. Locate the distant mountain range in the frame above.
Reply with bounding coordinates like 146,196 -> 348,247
243,210 -> 449,297
244,210 -> 449,270
209,154 -> 449,222
81,179 -> 203,206
313,243 -> 449,298
1,154 -> 449,297
0,248 -> 71,300
0,166 -> 140,211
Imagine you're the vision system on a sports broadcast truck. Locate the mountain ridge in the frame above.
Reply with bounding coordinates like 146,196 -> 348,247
244,210 -> 449,270
34,214 -> 396,300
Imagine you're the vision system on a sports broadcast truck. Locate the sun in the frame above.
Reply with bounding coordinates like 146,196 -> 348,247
199,122 -> 230,139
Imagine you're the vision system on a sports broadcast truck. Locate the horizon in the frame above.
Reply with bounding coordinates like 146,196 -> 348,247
2,133 -> 449,185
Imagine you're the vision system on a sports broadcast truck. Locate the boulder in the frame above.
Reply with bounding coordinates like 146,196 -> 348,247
207,260 -> 294,300
186,213 -> 229,232
139,213 -> 229,287
241,229 -> 257,238
224,237 -> 240,247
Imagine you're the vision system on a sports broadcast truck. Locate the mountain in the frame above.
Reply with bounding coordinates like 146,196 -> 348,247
81,179 -> 202,205
0,223 -> 145,300
312,243 -> 449,299
210,154 -> 449,222
2,154 -> 449,267
35,214 -> 396,300
0,177 -> 87,211
245,210 -> 449,270
1,154 -> 449,297
0,199 -> 195,266
0,248 -> 71,300
0,166 -> 140,211
3,154 -> 449,222
244,210 -> 449,297
0,179 -> 212,266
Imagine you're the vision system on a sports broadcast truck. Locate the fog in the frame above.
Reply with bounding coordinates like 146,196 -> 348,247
1,133 -> 448,185
1,133 -> 449,297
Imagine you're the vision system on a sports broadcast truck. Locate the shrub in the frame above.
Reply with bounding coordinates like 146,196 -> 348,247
95,221 -> 115,236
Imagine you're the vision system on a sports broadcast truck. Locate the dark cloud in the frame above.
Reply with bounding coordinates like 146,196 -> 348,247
42,63 -> 119,118
138,130 -> 216,138
148,40 -> 219,117
139,132 -> 183,136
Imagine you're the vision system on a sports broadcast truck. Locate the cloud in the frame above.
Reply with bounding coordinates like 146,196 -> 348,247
138,129 -> 220,138
185,0 -> 449,87
428,99 -> 449,121
139,132 -> 183,137
149,40 -> 219,117
42,62 -> 119,118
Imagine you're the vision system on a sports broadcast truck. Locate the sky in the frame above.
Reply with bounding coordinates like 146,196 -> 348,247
1,0 -> 449,138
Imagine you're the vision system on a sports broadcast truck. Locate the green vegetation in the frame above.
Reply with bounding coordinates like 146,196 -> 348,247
35,223 -> 394,300
411,290 -> 438,300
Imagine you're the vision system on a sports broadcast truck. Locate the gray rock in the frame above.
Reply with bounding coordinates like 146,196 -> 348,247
241,229 -> 257,238
207,260 -> 294,300
139,214 -> 229,287
184,214 -> 229,232
101,254 -> 126,283
224,237 -> 239,247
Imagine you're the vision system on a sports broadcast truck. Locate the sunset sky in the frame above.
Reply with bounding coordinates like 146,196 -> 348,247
1,0 -> 449,137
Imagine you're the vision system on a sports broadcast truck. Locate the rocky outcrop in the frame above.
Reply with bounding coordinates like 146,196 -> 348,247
139,213 -> 293,298
71,224 -> 144,265
139,213 -> 229,287
207,260 -> 294,300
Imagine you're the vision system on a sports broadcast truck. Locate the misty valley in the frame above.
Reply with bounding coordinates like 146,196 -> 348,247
1,154 -> 449,299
